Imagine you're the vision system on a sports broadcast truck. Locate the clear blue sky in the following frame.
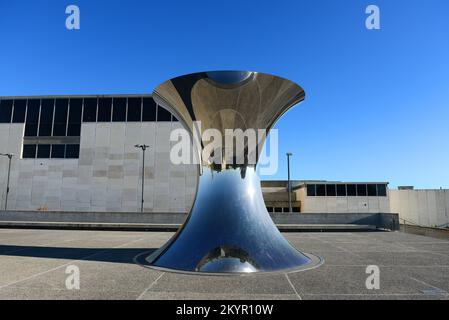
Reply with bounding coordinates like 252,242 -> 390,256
1,0 -> 448,188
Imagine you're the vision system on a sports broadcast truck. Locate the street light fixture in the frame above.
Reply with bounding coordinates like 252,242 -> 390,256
134,145 -> 149,213
0,153 -> 14,211
286,152 -> 293,213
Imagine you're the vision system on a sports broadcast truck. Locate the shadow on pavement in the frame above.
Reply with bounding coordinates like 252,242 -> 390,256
0,245 -> 157,265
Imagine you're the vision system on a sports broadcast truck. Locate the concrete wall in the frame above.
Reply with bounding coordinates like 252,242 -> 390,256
272,212 -> 399,230
0,210 -> 400,231
262,186 -> 300,211
390,189 -> 449,228
296,187 -> 390,213
0,122 -> 198,212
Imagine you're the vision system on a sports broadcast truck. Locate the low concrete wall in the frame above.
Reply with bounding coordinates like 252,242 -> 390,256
379,212 -> 401,231
400,224 -> 449,240
271,212 -> 399,230
390,189 -> 449,228
0,211 -> 188,224
0,211 -> 399,230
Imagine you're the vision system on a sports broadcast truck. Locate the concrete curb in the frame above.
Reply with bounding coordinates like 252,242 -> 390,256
0,221 -> 378,232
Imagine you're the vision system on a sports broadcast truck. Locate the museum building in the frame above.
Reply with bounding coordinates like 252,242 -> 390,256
1,95 -> 448,230
0,95 -> 197,212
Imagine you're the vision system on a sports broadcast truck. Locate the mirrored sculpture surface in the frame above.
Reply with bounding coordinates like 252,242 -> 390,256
147,71 -> 321,274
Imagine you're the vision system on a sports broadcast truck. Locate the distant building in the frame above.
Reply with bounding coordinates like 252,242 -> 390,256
261,181 -> 390,214
1,95 -> 448,229
261,180 -> 449,229
0,95 -> 197,212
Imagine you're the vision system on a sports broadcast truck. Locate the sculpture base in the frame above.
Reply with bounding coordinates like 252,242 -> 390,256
147,166 -> 322,274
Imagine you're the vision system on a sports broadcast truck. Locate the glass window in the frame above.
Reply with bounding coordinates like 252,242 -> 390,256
12,99 -> 27,123
316,184 -> 325,196
38,125 -> 52,137
51,145 -> 65,158
38,124 -> 52,137
283,207 -> 290,213
25,124 -> 38,137
53,99 -> 68,136
346,184 -> 356,196
266,207 -> 273,213
25,99 -> 40,136
68,99 -> 82,137
38,99 -> 54,136
54,99 -> 69,122
67,124 -> 81,136
292,207 -> 300,213
142,97 -> 156,121
26,99 -> 40,123
367,184 -> 377,196
36,144 -> 51,158
22,144 -> 36,158
127,98 -> 142,121
357,184 -> 367,196
68,99 -> 82,124
326,184 -> 336,196
172,115 -> 179,122
97,98 -> 112,122
0,100 -> 13,123
157,105 -> 172,121
65,144 -> 80,159
307,184 -> 316,197
274,207 -> 282,213
377,184 -> 387,197
337,184 -> 346,196
83,98 -> 97,122
112,97 -> 126,121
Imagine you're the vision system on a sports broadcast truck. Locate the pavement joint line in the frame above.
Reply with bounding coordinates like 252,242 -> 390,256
0,230 -> 36,234
284,273 -> 302,300
0,232 -> 71,241
387,241 -> 449,258
301,250 -> 418,253
141,292 -> 302,299
319,264 -> 449,268
389,242 -> 419,252
308,234 -> 368,261
392,241 -> 435,252
396,241 -> 449,244
136,272 -> 165,300
1,238 -> 79,256
6,285 -> 143,294
408,276 -> 448,293
0,234 -> 109,245
0,237 -> 146,290
421,250 -> 449,258
302,293 -> 448,296
0,230 -> 448,299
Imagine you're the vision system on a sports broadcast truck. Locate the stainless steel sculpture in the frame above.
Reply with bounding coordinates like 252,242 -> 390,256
147,71 -> 321,274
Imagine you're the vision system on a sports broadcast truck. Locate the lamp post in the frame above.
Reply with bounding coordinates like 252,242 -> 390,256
0,153 -> 13,211
286,152 -> 292,213
134,145 -> 149,213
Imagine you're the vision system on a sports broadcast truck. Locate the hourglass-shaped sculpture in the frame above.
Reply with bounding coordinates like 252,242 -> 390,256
147,71 -> 321,274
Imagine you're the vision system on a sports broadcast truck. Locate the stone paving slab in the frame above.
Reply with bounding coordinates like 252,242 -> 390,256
0,229 -> 448,300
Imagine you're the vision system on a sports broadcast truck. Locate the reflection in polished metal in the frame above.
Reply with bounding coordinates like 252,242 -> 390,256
147,71 -> 319,274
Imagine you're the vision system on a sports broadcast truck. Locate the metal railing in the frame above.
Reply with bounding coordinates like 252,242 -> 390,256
400,217 -> 449,230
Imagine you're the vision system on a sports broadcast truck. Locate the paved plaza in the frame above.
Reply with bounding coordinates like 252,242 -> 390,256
0,228 -> 448,300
